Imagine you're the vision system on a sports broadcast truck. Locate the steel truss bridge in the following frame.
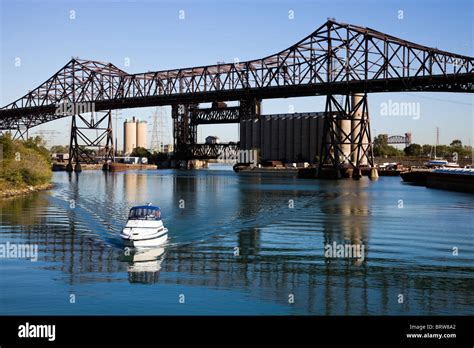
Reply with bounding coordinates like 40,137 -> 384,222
387,133 -> 412,147
0,20 -> 472,172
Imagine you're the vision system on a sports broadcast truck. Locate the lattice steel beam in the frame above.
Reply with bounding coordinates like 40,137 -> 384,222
67,110 -> 114,171
190,106 -> 240,125
2,20 -> 472,132
190,143 -> 240,159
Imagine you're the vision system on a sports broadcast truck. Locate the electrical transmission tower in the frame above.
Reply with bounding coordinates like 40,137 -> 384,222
150,107 -> 170,153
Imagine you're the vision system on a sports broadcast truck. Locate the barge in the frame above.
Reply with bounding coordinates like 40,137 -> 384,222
426,168 -> 474,193
401,167 -> 474,193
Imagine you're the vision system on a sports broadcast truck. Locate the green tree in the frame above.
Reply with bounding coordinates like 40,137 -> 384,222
50,145 -> 68,153
130,147 -> 151,158
24,136 -> 51,163
149,151 -> 169,164
450,139 -> 462,148
373,134 -> 387,156
0,132 -> 15,158
373,134 -> 403,157
435,145 -> 451,158
404,143 -> 422,156
374,134 -> 388,148
421,145 -> 432,156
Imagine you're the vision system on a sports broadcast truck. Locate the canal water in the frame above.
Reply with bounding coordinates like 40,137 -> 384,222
0,168 -> 472,315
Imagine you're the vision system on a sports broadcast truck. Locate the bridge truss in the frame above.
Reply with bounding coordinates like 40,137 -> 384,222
171,99 -> 260,160
0,20 -> 472,172
387,133 -> 412,147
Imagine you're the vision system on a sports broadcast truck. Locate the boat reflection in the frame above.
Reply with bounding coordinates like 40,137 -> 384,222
125,247 -> 166,284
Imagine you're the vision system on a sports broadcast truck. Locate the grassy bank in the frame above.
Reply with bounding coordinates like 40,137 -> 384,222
0,134 -> 52,196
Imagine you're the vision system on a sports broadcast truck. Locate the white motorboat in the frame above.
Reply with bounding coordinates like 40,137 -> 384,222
120,203 -> 168,247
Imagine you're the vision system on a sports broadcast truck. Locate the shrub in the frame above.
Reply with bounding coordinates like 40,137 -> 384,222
0,134 -> 52,188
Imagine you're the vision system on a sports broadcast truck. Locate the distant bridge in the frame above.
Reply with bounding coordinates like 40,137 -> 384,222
387,133 -> 412,147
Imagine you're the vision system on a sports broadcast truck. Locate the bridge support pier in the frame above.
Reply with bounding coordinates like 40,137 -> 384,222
67,110 -> 114,172
319,93 -> 374,179
239,98 -> 261,121
239,98 -> 261,155
172,104 -> 197,160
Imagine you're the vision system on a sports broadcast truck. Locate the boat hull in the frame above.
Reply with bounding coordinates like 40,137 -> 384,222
400,170 -> 430,185
426,170 -> 474,193
121,218 -> 168,248
122,231 -> 168,248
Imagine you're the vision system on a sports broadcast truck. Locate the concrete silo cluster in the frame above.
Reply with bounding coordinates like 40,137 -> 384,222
338,94 -> 370,166
123,117 -> 147,155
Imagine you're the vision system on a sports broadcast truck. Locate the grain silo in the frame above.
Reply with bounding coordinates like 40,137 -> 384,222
309,116 -> 318,163
301,116 -> 310,161
251,119 -> 260,149
136,120 -> 148,149
277,117 -> 286,161
238,112 -> 327,164
245,120 -> 252,150
124,117 -> 137,155
123,117 -> 148,155
240,120 -> 247,150
263,117 -> 271,160
293,116 -> 302,161
285,117 -> 294,162
316,115 -> 325,156
270,117 -> 279,160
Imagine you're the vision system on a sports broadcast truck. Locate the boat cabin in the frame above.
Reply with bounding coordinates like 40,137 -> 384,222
128,205 -> 161,220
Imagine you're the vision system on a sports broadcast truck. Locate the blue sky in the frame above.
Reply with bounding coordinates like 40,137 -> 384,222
1,0 -> 473,148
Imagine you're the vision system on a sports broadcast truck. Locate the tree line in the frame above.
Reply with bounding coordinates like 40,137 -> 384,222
373,134 -> 472,159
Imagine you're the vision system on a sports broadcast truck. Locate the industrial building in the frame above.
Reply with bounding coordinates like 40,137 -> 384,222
240,95 -> 370,166
240,112 -> 325,164
123,117 -> 147,155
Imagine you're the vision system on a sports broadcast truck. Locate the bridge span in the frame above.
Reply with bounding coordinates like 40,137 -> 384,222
1,20 -> 472,175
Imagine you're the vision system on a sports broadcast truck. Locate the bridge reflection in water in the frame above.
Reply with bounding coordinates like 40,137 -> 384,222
0,171 -> 472,315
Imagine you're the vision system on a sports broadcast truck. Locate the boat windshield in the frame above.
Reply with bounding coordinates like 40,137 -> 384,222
128,207 -> 161,220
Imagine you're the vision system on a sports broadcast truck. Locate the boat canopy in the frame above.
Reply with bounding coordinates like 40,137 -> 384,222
129,205 -> 161,220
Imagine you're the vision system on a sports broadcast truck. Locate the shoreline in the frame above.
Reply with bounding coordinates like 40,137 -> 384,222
0,183 -> 55,199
